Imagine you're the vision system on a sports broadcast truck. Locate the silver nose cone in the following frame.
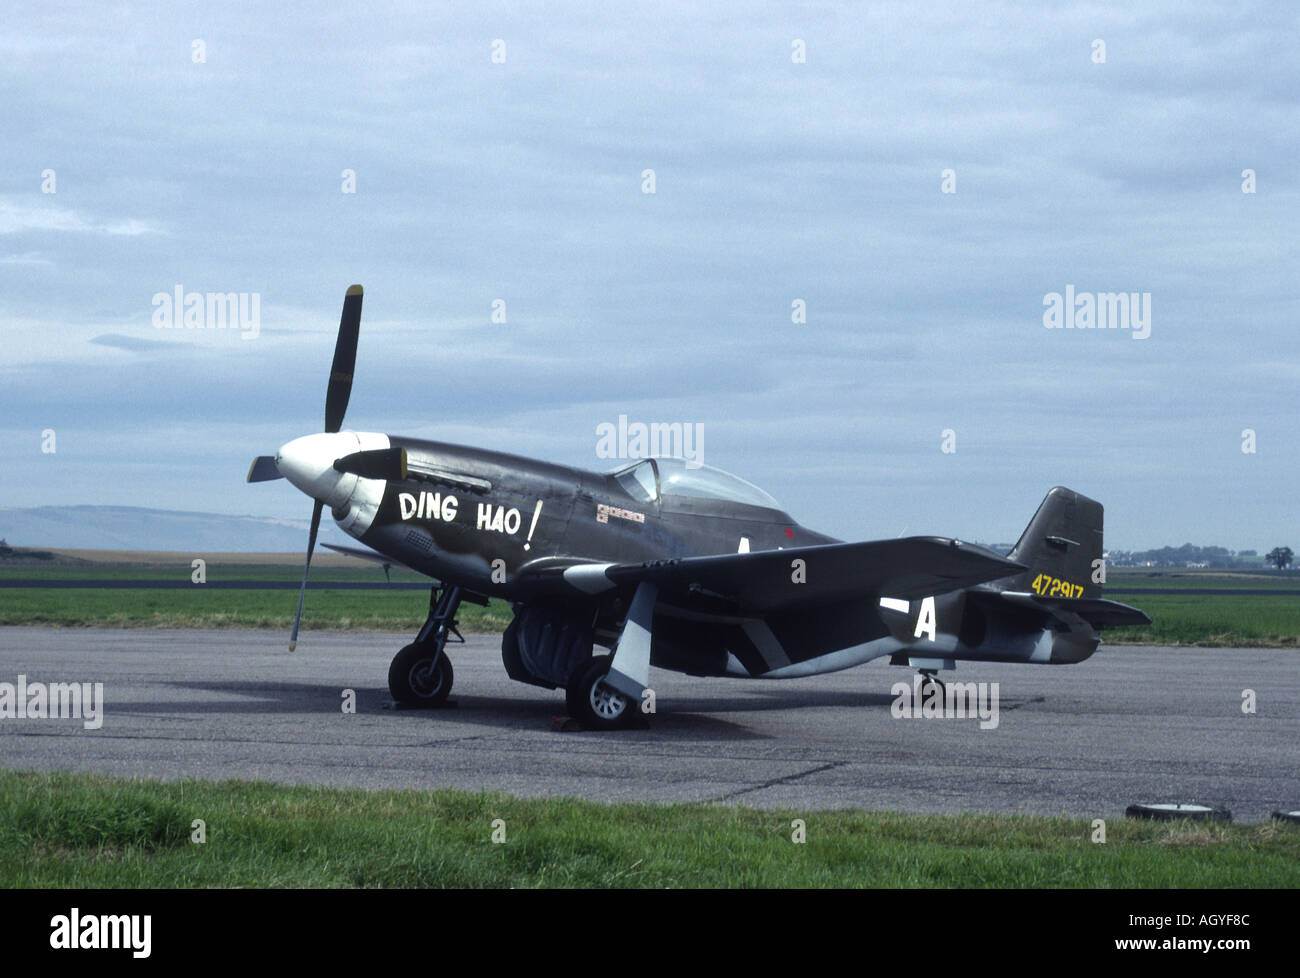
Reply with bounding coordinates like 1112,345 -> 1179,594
276,432 -> 360,508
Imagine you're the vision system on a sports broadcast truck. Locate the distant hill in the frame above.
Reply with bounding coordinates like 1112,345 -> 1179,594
0,506 -> 334,553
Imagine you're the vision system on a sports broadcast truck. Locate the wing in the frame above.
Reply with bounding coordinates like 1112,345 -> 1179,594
320,541 -> 429,577
513,539 -> 1021,680
521,537 -> 1023,612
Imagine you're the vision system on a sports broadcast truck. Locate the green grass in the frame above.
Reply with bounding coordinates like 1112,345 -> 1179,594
1104,594 -> 1300,647
0,588 -> 512,632
0,563 -> 1296,646
2,771 -> 1296,888
0,587 -> 1295,646
0,563 -> 429,583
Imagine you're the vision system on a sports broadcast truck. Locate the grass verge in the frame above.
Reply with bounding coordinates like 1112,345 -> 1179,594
3,588 -> 1297,647
1104,594 -> 1300,647
1,770 -> 1296,888
0,589 -> 511,632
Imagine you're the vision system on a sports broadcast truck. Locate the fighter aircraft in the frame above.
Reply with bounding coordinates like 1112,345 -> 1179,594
248,286 -> 1150,729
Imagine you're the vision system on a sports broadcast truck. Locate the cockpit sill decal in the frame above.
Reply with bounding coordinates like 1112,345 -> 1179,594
596,503 -> 646,524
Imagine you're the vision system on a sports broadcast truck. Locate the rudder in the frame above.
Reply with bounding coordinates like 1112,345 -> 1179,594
1006,487 -> 1104,599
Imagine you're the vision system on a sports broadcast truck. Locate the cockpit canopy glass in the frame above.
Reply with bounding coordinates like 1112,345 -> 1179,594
612,459 -> 659,502
609,457 -> 781,509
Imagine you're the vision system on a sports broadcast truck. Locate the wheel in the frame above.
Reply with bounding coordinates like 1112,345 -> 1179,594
388,643 -> 453,708
1124,803 -> 1231,823
566,655 -> 637,730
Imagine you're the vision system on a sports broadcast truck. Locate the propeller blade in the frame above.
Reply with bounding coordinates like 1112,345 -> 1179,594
246,455 -> 283,483
289,499 -> 324,651
324,284 -> 363,433
332,446 -> 407,481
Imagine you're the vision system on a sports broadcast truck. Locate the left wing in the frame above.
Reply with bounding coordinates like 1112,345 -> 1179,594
514,539 -> 1021,682
522,537 -> 1023,612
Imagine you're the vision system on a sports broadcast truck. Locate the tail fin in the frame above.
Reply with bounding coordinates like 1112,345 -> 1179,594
1006,487 -> 1104,599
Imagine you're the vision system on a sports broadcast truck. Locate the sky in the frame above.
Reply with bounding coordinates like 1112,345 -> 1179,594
1,2 -> 1297,552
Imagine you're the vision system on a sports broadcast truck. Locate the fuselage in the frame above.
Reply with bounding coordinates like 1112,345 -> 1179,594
278,430 -> 837,597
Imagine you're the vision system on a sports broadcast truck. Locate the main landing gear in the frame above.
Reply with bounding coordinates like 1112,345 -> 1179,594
566,654 -> 637,731
388,585 -> 464,708
563,580 -> 659,731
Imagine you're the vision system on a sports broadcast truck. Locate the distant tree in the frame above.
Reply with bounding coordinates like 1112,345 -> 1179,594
1266,546 -> 1293,570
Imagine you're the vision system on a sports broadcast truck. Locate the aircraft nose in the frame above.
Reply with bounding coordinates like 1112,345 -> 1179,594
276,432 -> 359,508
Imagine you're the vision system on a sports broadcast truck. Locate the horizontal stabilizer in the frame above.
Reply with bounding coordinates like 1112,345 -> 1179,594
973,589 -> 1151,629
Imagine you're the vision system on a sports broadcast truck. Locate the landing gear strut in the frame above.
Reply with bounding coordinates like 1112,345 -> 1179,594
563,580 -> 658,730
918,668 -> 945,696
388,585 -> 463,708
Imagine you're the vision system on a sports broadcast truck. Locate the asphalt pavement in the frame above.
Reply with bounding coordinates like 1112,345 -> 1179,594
1,627 -> 1295,822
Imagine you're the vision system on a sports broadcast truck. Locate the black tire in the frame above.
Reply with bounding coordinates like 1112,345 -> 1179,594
1124,803 -> 1231,823
388,643 -> 453,708
566,655 -> 636,730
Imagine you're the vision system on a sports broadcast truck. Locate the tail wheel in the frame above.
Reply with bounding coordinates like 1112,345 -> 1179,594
566,655 -> 636,730
388,643 -> 453,708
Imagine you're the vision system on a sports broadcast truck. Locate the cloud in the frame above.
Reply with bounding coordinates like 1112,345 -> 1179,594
89,333 -> 176,353
0,198 -> 162,237
0,1 -> 1296,550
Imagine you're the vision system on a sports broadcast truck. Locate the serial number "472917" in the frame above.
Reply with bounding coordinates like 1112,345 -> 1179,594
1030,574 -> 1084,599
